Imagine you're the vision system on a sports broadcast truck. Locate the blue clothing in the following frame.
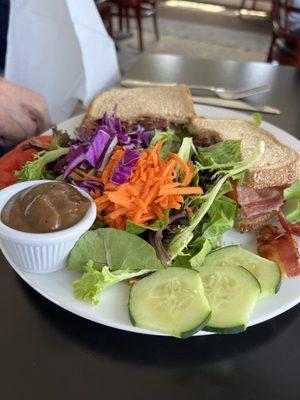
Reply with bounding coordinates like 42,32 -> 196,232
0,0 -> 9,70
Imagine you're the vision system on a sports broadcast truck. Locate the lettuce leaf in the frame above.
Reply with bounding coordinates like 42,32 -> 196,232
177,137 -> 193,163
67,228 -> 162,272
202,195 -> 237,244
15,147 -> 69,181
251,112 -> 262,127
125,210 -> 169,234
282,182 -> 300,222
283,199 -> 300,222
167,142 -> 265,259
197,140 -> 242,167
284,181 -> 300,200
171,254 -> 193,268
150,128 -> 174,147
189,239 -> 212,269
150,128 -> 182,158
171,239 -> 213,269
72,260 -> 151,305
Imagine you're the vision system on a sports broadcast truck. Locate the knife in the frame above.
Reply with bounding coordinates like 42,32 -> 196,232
120,79 -> 281,115
192,96 -> 281,115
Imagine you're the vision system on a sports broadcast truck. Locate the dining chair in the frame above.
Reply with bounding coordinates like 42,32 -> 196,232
239,0 -> 258,11
112,0 -> 159,51
267,0 -> 300,67
96,0 -> 114,37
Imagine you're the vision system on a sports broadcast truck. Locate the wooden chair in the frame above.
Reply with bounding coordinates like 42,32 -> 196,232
240,0 -> 259,11
113,0 -> 159,51
267,0 -> 300,67
96,1 -> 114,37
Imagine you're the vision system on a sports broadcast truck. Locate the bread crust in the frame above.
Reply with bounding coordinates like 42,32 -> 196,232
234,212 -> 276,233
85,85 -> 196,126
189,118 -> 300,189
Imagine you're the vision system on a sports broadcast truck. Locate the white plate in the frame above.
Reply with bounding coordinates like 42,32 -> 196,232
5,105 -> 300,336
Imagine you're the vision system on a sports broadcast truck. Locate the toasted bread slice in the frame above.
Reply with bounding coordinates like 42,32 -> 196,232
189,118 -> 299,189
84,85 -> 196,127
234,212 -> 276,233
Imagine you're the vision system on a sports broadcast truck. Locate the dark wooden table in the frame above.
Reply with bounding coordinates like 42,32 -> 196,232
2,54 -> 300,400
124,54 -> 300,138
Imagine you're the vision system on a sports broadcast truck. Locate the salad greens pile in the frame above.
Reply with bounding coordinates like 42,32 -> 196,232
15,113 -> 154,191
14,111 -> 266,306
66,132 -> 264,304
166,140 -> 264,260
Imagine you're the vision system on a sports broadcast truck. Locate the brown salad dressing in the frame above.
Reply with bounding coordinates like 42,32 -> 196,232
1,182 -> 90,233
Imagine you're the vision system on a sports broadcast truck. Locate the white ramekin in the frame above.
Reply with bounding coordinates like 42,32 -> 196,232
0,180 -> 96,273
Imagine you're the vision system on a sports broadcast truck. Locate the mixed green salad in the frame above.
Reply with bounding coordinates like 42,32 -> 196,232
11,112 -> 286,337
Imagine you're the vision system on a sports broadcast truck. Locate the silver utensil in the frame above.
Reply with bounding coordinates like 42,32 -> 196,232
120,79 -> 271,100
193,96 -> 281,114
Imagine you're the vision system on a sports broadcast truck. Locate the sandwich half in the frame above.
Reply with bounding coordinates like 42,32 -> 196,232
84,85 -> 196,130
189,118 -> 300,233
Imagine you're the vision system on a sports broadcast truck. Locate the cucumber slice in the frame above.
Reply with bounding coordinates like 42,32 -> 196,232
129,267 -> 211,338
201,245 -> 281,297
199,265 -> 260,334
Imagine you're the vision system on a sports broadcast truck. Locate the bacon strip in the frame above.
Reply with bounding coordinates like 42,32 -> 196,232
236,185 -> 284,218
257,225 -> 300,277
277,211 -> 300,237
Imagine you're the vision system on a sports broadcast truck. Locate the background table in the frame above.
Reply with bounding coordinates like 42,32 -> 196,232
124,54 -> 300,137
2,54 -> 300,400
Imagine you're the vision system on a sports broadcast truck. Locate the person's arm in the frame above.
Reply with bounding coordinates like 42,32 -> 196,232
0,78 -> 51,147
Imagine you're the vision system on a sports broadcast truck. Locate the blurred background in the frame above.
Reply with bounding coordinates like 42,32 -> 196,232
0,0 -> 298,128
1,0 -> 299,76
94,0 -> 300,73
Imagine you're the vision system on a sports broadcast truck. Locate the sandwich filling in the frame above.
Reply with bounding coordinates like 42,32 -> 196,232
228,181 -> 284,219
127,117 -> 182,132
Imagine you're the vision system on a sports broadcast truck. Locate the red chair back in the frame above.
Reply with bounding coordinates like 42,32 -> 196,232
112,0 -> 141,7
272,0 -> 300,43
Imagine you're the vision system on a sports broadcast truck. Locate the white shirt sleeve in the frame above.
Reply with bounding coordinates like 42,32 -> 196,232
5,0 -> 120,124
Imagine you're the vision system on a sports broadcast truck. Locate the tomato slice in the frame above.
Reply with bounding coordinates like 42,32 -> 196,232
0,136 -> 52,189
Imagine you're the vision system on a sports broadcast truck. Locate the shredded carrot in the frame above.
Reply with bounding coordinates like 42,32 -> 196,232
105,207 -> 127,220
159,187 -> 203,196
184,205 -> 194,218
91,188 -> 101,199
151,204 -> 164,220
168,153 -> 189,174
182,160 -> 195,186
101,148 -> 124,185
91,140 -> 203,228
74,168 -> 103,183
168,202 -> 181,210
104,182 -> 117,191
69,171 -> 85,181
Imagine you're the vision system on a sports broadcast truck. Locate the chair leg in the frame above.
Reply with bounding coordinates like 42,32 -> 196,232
135,6 -> 143,51
296,43 -> 300,68
107,13 -> 113,37
267,34 -> 276,62
125,7 -> 130,32
240,0 -> 246,11
118,5 -> 123,32
152,12 -> 159,41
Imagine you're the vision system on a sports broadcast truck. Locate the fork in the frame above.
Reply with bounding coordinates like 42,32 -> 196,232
120,79 -> 271,100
